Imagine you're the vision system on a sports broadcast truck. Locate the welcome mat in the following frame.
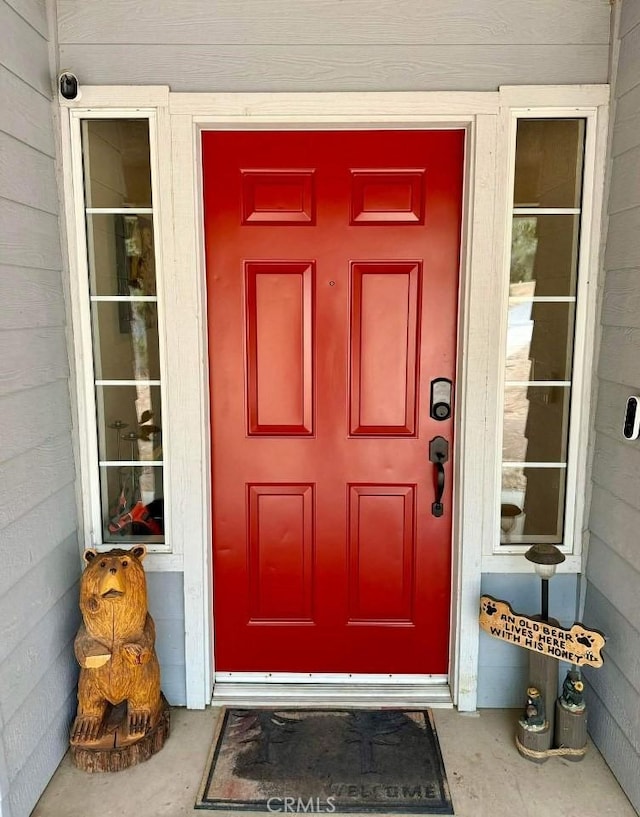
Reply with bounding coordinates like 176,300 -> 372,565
196,708 -> 453,814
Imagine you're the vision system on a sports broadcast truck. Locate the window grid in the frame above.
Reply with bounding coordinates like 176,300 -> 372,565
80,115 -> 167,546
500,117 -> 586,547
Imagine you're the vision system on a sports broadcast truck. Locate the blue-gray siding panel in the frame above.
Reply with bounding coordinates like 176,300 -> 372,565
0,2 -> 50,95
0,132 -> 59,214
620,0 -> 640,35
583,584 -> 640,692
56,0 -> 610,92
5,0 -> 49,37
0,68 -> 55,157
4,646 -> 78,783
584,684 -> 640,812
56,0 -> 611,46
585,1 -> 640,812
58,43 -> 610,93
0,266 -> 67,330
7,692 -> 77,817
0,588 -> 80,727
0,3 -> 80,817
0,486 -> 77,599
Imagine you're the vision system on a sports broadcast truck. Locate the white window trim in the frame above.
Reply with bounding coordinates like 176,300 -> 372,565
61,93 -> 185,571
59,85 -> 608,711
485,97 -> 609,573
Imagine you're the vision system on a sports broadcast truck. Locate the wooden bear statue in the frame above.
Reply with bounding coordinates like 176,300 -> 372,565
70,546 -> 169,771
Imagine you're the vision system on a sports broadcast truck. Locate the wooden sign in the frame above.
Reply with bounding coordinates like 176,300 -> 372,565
479,595 -> 606,668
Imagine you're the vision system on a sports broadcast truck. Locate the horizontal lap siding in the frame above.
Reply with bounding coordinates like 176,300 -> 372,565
1,10 -> 188,811
56,0 -> 610,91
56,44 -> 610,93
56,0 -> 609,45
585,1 -> 640,812
0,3 -> 79,817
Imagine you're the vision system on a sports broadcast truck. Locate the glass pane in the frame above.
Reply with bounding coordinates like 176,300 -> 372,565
501,467 -> 566,543
96,385 -> 162,462
92,301 -> 161,381
87,214 -> 156,297
510,215 -> 580,297
513,119 -> 585,208
505,302 -> 575,382
100,465 -> 164,544
503,385 -> 570,462
82,119 -> 152,208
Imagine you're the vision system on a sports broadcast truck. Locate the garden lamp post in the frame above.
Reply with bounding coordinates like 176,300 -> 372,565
525,543 -> 565,622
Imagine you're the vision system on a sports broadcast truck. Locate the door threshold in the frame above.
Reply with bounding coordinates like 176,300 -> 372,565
212,679 -> 453,709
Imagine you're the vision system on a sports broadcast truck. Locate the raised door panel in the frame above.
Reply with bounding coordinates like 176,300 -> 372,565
350,169 -> 425,224
242,170 -> 315,225
245,262 -> 314,435
349,263 -> 421,435
348,484 -> 416,624
248,484 -> 315,622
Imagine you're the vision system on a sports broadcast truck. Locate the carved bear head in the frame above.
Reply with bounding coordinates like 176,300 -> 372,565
80,546 -> 149,642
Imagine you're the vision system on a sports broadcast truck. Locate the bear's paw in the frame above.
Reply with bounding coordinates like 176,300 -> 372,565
128,708 -> 152,735
71,714 -> 102,744
123,643 -> 152,665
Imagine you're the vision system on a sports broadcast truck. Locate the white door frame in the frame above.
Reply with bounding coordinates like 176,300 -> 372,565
176,93 -> 497,711
59,86 -> 609,711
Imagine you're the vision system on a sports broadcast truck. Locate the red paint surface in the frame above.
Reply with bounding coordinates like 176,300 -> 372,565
203,130 -> 464,673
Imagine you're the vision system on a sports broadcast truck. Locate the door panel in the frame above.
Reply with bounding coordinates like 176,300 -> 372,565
350,263 -> 420,435
203,130 -> 464,674
246,262 -> 314,435
348,484 -> 416,623
248,483 -> 315,622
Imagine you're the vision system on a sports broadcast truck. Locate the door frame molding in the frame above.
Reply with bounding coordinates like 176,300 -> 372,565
59,86 -> 609,710
186,97 -> 494,711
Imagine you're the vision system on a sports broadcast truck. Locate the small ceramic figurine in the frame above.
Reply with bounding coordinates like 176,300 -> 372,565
560,669 -> 586,712
520,686 -> 546,731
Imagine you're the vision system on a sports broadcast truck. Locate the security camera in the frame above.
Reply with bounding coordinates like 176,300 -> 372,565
623,396 -> 640,441
58,71 -> 80,101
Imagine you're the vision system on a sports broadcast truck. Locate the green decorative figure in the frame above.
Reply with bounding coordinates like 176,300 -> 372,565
560,670 -> 586,712
520,686 -> 546,731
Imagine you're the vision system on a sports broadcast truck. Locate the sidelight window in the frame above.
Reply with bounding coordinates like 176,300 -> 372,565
499,118 -> 586,548
77,116 -> 166,546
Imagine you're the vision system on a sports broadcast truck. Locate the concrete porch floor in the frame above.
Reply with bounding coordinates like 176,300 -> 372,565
32,707 -> 636,817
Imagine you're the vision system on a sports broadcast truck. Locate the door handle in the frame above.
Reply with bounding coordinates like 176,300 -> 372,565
429,436 -> 449,518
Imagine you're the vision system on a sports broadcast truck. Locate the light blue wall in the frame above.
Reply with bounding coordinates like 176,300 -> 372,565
147,573 -> 186,706
478,574 -> 579,708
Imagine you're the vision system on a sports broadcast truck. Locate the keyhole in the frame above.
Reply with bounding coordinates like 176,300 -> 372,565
329,280 -> 336,286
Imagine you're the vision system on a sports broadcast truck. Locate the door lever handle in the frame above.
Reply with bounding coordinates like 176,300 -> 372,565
432,461 -> 445,517
429,436 -> 449,518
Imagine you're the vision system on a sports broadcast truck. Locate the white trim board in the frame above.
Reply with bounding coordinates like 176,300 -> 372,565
59,86 -> 609,712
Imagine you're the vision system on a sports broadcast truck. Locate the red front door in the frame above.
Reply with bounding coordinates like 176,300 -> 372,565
203,130 -> 464,674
